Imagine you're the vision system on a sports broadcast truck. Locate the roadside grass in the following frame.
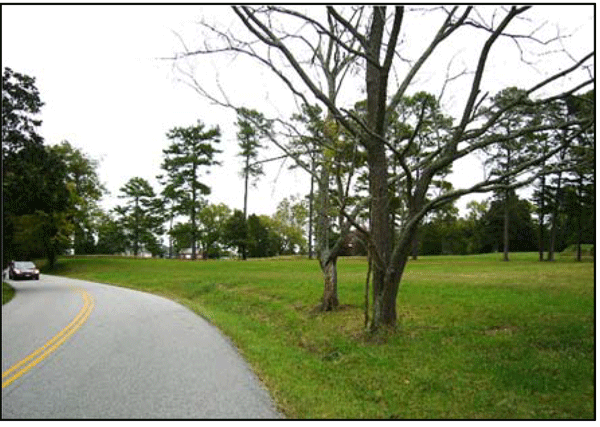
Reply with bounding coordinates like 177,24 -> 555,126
2,282 -> 15,305
42,253 -> 594,419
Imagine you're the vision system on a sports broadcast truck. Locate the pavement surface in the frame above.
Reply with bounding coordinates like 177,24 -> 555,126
2,274 -> 282,419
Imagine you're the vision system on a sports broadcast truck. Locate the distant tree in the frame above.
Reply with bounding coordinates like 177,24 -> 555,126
563,91 -> 595,261
95,212 -> 127,254
223,209 -> 249,258
483,87 -> 540,261
114,177 -> 163,256
169,222 -> 194,256
235,108 -> 271,259
50,141 -> 105,254
271,196 -> 308,254
197,203 -> 232,258
480,190 -> 537,254
161,121 -> 221,260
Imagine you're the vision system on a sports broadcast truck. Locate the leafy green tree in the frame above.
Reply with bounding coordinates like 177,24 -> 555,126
95,212 -> 127,254
2,67 -> 44,157
2,68 -> 70,267
114,177 -> 163,256
271,196 -> 308,254
482,87 -> 540,261
169,222 -> 194,256
197,203 -> 232,258
50,141 -> 105,254
222,209 -> 248,258
480,191 -> 537,254
161,121 -> 221,260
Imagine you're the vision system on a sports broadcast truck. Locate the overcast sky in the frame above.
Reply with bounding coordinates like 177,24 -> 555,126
2,5 -> 594,219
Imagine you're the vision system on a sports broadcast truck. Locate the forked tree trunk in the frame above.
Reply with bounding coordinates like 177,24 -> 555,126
371,223 -> 418,330
320,256 -> 339,311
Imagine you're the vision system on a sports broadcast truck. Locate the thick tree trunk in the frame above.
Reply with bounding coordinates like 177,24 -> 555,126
365,7 -> 394,330
371,225 -> 416,331
367,144 -> 393,329
319,255 -> 339,311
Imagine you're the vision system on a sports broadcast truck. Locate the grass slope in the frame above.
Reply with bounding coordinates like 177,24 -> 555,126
2,282 -> 15,305
43,253 -> 594,419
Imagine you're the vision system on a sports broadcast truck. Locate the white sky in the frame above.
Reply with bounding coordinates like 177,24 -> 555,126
2,5 -> 594,219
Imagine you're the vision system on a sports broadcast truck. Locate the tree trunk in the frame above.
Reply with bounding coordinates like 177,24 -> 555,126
242,156 -> 249,260
308,172 -> 314,259
503,148 -> 511,262
411,234 -> 418,260
548,169 -> 563,261
538,174 -> 545,262
576,173 -> 583,262
367,143 -> 393,329
503,190 -> 509,261
319,255 -> 339,311
168,209 -> 174,259
371,225 -> 416,331
315,158 -> 340,309
134,197 -> 139,257
365,7 -> 394,330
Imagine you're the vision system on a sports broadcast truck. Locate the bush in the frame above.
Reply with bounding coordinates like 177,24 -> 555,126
561,244 -> 594,258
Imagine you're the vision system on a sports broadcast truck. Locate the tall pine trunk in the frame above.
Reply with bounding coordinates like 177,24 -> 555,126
308,172 -> 314,260
548,170 -> 563,261
538,171 -> 546,262
191,163 -> 197,261
502,147 -> 511,262
242,155 -> 249,260
576,174 -> 583,262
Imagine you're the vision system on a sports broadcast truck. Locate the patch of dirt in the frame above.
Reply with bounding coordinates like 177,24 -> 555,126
484,325 -> 518,336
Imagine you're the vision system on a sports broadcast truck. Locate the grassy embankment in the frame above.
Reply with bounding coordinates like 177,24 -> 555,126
42,253 -> 594,419
2,282 -> 15,304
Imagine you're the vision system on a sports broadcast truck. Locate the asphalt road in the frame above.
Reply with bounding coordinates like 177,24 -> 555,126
2,274 -> 282,419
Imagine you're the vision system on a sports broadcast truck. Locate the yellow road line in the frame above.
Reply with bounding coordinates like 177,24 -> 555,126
2,287 -> 95,388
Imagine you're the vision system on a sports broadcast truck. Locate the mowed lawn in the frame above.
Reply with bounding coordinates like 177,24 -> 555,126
41,253 -> 593,419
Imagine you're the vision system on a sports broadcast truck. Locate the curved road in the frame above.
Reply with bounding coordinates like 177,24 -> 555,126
2,274 -> 282,419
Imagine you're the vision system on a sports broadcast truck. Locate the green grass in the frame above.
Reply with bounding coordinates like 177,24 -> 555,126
41,253 -> 594,419
3,282 -> 15,305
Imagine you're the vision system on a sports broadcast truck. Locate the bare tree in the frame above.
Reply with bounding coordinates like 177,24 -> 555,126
174,5 -> 593,330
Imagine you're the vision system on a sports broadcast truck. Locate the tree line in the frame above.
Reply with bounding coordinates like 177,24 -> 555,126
3,64 -> 591,267
2,7 -> 594,332
2,68 -> 308,264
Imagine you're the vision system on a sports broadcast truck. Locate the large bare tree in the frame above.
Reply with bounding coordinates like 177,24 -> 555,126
174,6 -> 593,330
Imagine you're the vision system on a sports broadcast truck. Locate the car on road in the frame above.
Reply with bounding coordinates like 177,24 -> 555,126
9,261 -> 40,280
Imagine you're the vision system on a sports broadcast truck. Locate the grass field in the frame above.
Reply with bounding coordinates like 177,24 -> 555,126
40,253 -> 594,419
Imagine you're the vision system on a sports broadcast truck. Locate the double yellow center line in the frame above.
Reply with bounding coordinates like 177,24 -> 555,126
2,287 -> 95,389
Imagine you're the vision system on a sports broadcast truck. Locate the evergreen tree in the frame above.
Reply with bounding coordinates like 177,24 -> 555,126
161,121 -> 221,260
